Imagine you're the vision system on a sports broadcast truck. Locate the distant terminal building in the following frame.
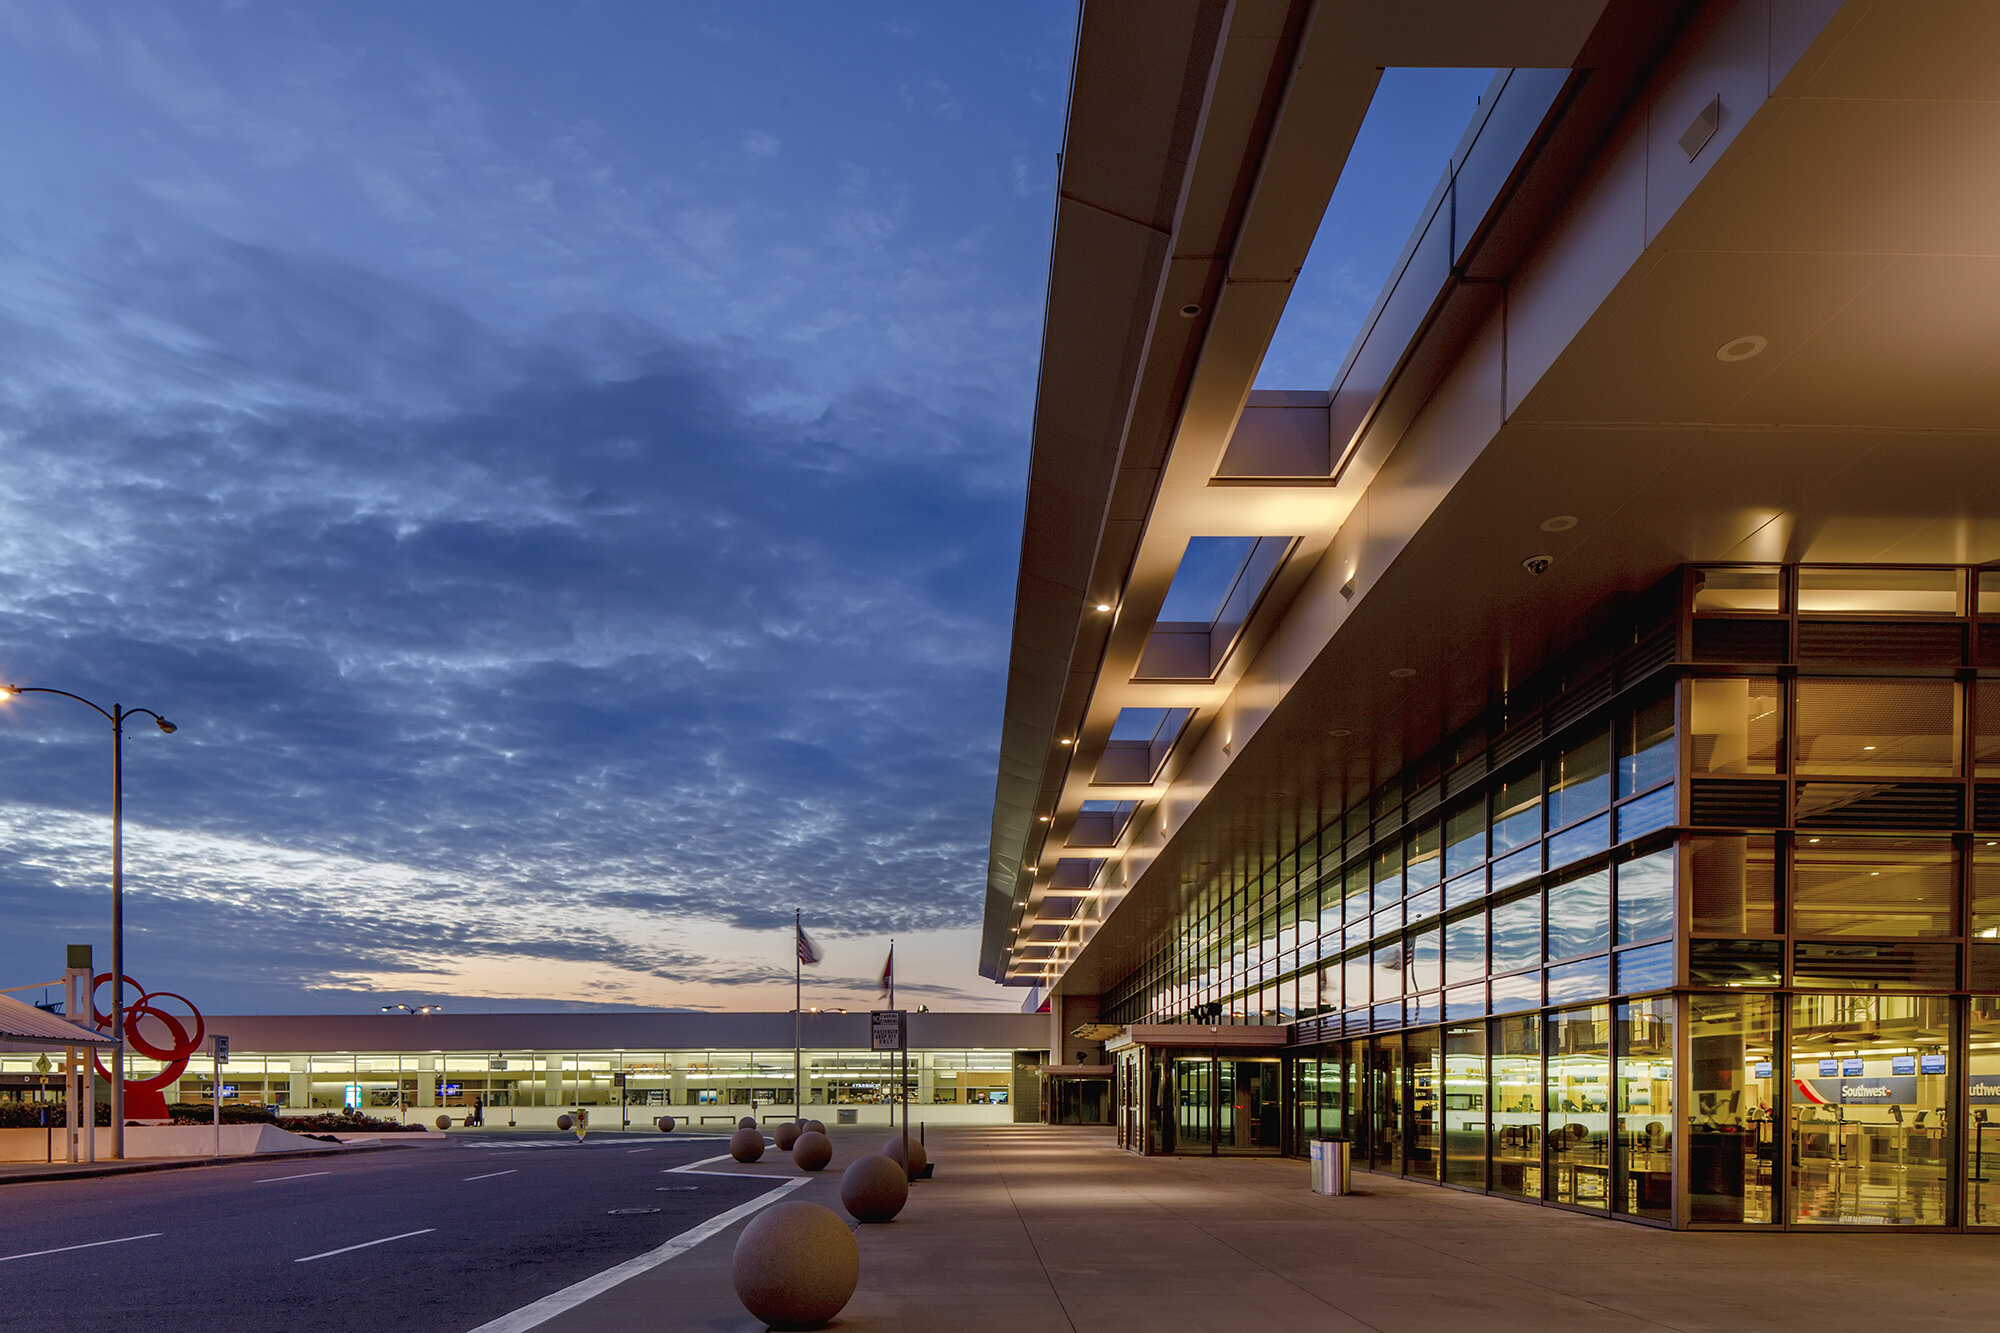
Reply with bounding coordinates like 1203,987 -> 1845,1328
989,0 -> 2000,1227
0,1011 -> 1048,1129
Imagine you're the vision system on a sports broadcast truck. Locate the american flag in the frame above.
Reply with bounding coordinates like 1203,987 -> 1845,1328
878,943 -> 893,1000
796,925 -> 822,966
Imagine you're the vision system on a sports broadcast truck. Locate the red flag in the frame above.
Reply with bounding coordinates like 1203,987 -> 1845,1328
878,944 -> 894,1000
797,925 -> 822,966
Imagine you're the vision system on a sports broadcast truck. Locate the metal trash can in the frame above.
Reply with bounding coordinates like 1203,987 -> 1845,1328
1310,1139 -> 1350,1196
836,1108 -> 858,1125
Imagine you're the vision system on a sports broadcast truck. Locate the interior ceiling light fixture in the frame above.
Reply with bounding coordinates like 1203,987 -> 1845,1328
1328,728 -> 1353,738
1716,334 -> 1767,362
1059,737 -> 1073,746
1389,667 -> 1417,679
1037,815 -> 1050,823
1539,515 -> 1578,533
1178,303 -> 1201,318
1094,602 -> 1112,613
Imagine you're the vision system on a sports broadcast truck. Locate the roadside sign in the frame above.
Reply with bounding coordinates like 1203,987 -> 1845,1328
870,1010 -> 905,1052
213,1034 -> 229,1064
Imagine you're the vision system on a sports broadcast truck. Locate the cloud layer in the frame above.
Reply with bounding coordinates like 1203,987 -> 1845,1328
0,1 -> 1072,1013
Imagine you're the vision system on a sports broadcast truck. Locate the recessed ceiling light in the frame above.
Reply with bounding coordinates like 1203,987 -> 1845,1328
1059,738 -> 1073,746
1716,334 -> 1767,362
1862,745 -> 1876,750
1094,602 -> 1112,613
1539,515 -> 1578,533
1808,838 -> 1820,843
1178,303 -> 1201,318
1037,815 -> 1050,823
1329,728 -> 1353,738
1389,667 -> 1416,679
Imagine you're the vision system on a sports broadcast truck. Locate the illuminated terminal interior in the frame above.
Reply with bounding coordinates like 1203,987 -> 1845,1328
985,0 -> 2000,1230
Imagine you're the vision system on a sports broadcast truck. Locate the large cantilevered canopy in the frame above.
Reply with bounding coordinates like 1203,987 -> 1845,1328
0,989 -> 113,1051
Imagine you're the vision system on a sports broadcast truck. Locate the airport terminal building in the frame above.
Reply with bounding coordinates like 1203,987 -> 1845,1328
989,0 -> 2000,1227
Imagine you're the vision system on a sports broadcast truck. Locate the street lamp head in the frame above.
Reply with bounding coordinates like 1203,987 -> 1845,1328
154,717 -> 177,734
0,685 -> 17,701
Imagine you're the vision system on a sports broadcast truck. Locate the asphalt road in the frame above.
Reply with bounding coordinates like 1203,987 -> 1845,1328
0,1130 -> 774,1330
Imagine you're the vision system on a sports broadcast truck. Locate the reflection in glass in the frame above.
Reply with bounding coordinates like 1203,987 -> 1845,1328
1445,794 -> 1485,877
1445,910 -> 1486,987
1797,565 -> 1961,615
1976,684 -> 2000,779
1973,843 -> 2000,939
1688,992 -> 1776,1223
1616,997 -> 1674,1220
1489,890 -> 1542,975
1409,925 -> 1441,994
1688,677 -> 1782,774
1616,848 -> 1675,945
1621,694 -> 1676,796
1492,768 -> 1542,855
1490,1015 -> 1541,1198
1794,678 -> 1958,778
1546,1006 -> 1610,1210
1789,993 -> 1950,1225
1690,835 -> 1779,935
1792,837 -> 1955,938
1443,1023 -> 1487,1188
1373,844 -> 1404,904
1407,821 -> 1441,889
1547,869 -> 1609,962
1549,726 -> 1611,829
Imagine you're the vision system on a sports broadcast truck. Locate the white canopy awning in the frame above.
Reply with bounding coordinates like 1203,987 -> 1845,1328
0,991 -> 113,1049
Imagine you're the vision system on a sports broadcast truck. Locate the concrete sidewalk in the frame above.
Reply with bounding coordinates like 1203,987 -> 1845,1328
541,1123 -> 2000,1333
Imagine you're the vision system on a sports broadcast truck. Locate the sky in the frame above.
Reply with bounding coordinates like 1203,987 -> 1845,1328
0,2 -> 1489,1016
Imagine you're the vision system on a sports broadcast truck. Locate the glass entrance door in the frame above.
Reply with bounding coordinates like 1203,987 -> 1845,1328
1217,1060 -> 1280,1154
1368,1038 -> 1404,1172
1172,1057 -> 1212,1155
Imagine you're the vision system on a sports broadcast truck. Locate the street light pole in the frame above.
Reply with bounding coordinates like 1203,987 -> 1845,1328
1,685 -> 176,1161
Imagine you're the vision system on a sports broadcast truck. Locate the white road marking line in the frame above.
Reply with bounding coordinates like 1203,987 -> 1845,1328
624,1148 -> 652,1153
465,1178 -> 810,1333
1,1233 -> 161,1264
463,1169 -> 518,1182
666,1152 -> 735,1173
293,1228 -> 436,1264
256,1171 -> 332,1183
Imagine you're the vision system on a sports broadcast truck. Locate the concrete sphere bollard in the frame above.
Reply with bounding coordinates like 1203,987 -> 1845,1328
436,1114 -> 452,1131
773,1120 -> 801,1151
839,1154 -> 910,1223
732,1200 -> 859,1331
556,1113 -> 574,1132
657,1115 -> 676,1133
791,1129 -> 833,1172
730,1126 -> 767,1162
739,1115 -> 759,1129
803,1119 -> 826,1134
883,1134 -> 928,1177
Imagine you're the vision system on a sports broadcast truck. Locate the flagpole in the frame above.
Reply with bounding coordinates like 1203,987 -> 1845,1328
893,939 -> 907,1175
795,908 -> 803,1127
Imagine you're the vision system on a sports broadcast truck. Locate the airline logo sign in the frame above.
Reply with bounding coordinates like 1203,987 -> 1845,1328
1790,1076 -> 1916,1105
1970,1078 -> 2000,1106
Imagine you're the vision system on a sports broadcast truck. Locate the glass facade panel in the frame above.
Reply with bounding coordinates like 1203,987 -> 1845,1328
1797,565 -> 1961,615
1976,684 -> 2000,778
1792,837 -> 1955,938
1693,566 -> 1781,613
1689,992 -> 1777,1223
1490,1015 -> 1541,1198
1445,794 -> 1485,878
1546,1006 -> 1610,1210
1407,822 -> 1442,889
1616,848 -> 1675,945
1974,843 -> 2000,939
1489,890 -> 1542,975
1406,1028 -> 1440,1181
1492,768 -> 1542,855
1794,679 -> 1958,778
1444,910 -> 1486,986
1409,925 -> 1442,993
1373,845 -> 1404,904
1970,997 -> 2000,1226
1621,694 -> 1677,796
1549,727 -> 1611,829
1690,835 -> 1779,935
1547,869 -> 1610,962
1369,1039 -> 1404,1173
1617,996 -> 1675,1221
1442,1023 -> 1487,1188
1789,993 -> 1950,1225
1688,677 -> 1782,774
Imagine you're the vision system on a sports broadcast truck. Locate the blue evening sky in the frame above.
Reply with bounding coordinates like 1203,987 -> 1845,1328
0,2 -> 1486,1014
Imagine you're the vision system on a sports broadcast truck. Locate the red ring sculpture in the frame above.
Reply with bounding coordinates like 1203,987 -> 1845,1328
89,973 -> 206,1121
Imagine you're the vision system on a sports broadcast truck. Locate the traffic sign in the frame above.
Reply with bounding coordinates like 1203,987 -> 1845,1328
870,1010 -> 905,1051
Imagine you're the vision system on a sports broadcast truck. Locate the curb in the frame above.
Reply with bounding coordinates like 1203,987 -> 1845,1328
0,1140 -> 411,1187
